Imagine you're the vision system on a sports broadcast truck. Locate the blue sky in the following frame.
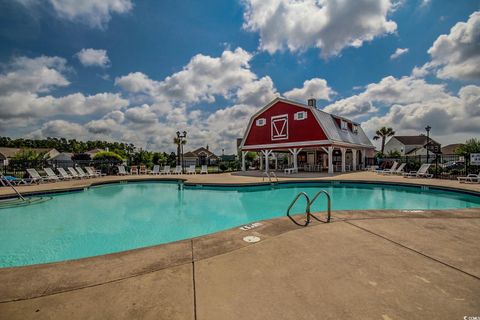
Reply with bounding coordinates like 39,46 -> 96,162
0,0 -> 479,153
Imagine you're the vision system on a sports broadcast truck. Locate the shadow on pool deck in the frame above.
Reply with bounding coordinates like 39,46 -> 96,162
0,208 -> 479,320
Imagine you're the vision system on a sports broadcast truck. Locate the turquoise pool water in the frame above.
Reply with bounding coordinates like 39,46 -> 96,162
1,181 -> 479,267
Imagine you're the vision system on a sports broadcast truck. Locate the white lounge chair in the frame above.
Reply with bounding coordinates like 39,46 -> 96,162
67,167 -> 81,179
160,165 -> 171,175
117,165 -> 129,176
284,167 -> 297,174
85,167 -> 107,177
43,168 -> 61,181
85,167 -> 102,178
377,161 -> 398,174
403,164 -> 433,178
187,165 -> 196,174
173,165 -> 182,175
458,173 -> 480,184
57,167 -> 73,180
200,165 -> 208,174
75,167 -> 90,178
383,163 -> 405,175
26,168 -> 47,183
149,165 -> 160,175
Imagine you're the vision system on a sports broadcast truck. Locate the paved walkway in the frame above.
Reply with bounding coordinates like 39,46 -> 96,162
0,172 -> 479,319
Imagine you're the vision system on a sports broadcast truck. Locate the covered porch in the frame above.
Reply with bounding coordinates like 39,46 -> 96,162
241,145 -> 369,174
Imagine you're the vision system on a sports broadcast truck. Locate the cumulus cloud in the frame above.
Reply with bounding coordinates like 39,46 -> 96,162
242,0 -> 397,57
0,56 -> 69,95
124,104 -> 157,124
361,85 -> 480,143
76,48 -> 110,68
390,48 -> 409,59
29,120 -> 88,139
324,76 -> 450,118
14,0 -> 133,29
427,11 -> 480,80
283,78 -> 335,102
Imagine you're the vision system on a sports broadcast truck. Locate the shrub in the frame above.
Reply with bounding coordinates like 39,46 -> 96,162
219,162 -> 228,171
93,151 -> 123,163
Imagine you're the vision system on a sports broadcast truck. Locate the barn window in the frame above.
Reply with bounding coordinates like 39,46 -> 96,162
294,111 -> 307,120
256,118 -> 266,126
340,120 -> 348,130
353,124 -> 358,134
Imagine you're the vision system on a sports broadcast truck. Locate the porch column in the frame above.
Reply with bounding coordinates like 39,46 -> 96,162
259,152 -> 263,170
362,149 -> 366,169
261,150 -> 273,173
241,151 -> 246,171
352,149 -> 357,171
288,148 -> 302,173
321,147 -> 333,174
274,153 -> 278,170
340,147 -> 346,173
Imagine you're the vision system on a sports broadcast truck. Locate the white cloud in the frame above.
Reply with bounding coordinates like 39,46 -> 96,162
14,0 -> 133,29
424,11 -> 480,80
29,120 -> 88,139
324,75 -> 450,119
124,104 -> 157,124
361,85 -> 480,144
242,0 -> 397,57
390,47 -> 409,59
76,48 -> 110,68
283,78 -> 335,102
0,55 -> 69,95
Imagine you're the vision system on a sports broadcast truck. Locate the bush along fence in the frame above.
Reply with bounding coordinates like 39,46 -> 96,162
368,153 -> 479,180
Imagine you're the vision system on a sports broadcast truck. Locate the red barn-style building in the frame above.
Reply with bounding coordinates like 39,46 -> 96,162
239,98 -> 375,173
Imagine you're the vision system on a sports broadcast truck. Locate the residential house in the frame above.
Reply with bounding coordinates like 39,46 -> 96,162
183,146 -> 219,166
383,135 -> 441,156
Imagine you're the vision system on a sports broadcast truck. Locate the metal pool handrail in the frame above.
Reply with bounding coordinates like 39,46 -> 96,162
286,190 -> 332,226
2,178 -> 26,201
262,172 -> 279,183
308,190 -> 331,223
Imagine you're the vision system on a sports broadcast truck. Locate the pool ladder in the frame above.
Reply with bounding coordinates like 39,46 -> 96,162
2,178 -> 26,201
262,171 -> 279,183
286,190 -> 331,226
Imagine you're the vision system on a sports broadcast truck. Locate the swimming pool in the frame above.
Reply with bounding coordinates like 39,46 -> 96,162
1,181 -> 479,267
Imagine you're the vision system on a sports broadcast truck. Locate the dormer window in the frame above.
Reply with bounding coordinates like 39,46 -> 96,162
340,120 -> 348,130
353,124 -> 358,134
256,118 -> 266,126
294,111 -> 307,120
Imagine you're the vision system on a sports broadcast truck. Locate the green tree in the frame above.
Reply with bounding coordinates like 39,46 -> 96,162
152,152 -> 168,165
131,149 -> 154,167
93,151 -> 124,163
455,138 -> 480,156
386,150 -> 401,158
12,149 -> 46,161
373,127 -> 395,154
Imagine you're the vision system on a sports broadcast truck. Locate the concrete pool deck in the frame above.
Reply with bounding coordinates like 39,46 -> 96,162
0,172 -> 479,319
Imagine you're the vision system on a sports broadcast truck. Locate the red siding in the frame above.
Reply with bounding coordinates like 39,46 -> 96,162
244,101 -> 328,147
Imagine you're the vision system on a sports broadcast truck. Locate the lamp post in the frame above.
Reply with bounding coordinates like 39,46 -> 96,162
176,131 -> 187,173
425,125 -> 431,164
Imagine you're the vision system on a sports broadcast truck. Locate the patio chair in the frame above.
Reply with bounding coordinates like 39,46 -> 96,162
1,175 -> 29,186
117,165 -> 129,176
84,167 -> 105,178
68,167 -> 82,179
187,165 -> 196,174
457,173 -> 480,184
173,165 -> 182,175
376,161 -> 398,174
284,167 -> 297,174
75,167 -> 90,179
57,167 -> 73,180
149,165 -> 160,175
43,168 -> 61,181
200,165 -> 208,174
139,165 -> 147,175
403,164 -> 433,178
85,167 -> 107,177
131,165 -> 139,175
382,163 -> 405,175
160,165 -> 171,175
26,168 -> 47,183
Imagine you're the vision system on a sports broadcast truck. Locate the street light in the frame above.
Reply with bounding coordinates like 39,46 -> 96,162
176,131 -> 187,173
425,125 -> 431,163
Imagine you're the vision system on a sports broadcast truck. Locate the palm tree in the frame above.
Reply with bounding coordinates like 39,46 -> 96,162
373,127 -> 395,154
173,137 -> 187,165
